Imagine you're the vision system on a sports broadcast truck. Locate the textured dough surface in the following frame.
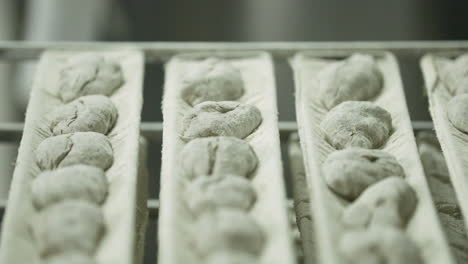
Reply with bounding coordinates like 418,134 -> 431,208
447,94 -> 468,133
31,165 -> 108,210
181,58 -> 244,106
32,200 -> 104,257
181,101 -> 262,140
180,136 -> 258,180
292,52 -> 454,264
0,50 -> 144,264
322,148 -> 405,200
160,53 -> 296,264
58,54 -> 124,102
441,54 -> 468,95
321,101 -> 392,149
318,54 -> 383,109
339,227 -> 423,264
35,132 -> 113,171
342,177 -> 417,229
195,209 -> 265,258
47,95 -> 118,135
185,174 -> 256,214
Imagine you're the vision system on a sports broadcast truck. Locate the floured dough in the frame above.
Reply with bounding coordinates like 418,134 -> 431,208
447,94 -> 468,133
181,101 -> 262,141
321,101 -> 392,149
339,227 -> 423,264
185,174 -> 256,215
318,54 -> 383,109
31,165 -> 108,210
32,200 -> 104,257
195,209 -> 265,257
322,148 -> 405,200
47,95 -> 118,135
441,54 -> 468,95
58,54 -> 123,102
180,58 -> 244,106
180,137 -> 258,180
342,177 -> 417,229
35,132 -> 113,171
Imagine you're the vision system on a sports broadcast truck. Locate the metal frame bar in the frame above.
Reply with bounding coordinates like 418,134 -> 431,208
0,121 -> 433,142
1,41 -> 468,62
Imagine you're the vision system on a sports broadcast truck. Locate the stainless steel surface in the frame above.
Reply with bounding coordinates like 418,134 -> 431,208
0,121 -> 433,142
1,41 -> 468,61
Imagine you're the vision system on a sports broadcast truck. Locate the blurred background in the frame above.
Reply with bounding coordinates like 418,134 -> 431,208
1,0 -> 468,262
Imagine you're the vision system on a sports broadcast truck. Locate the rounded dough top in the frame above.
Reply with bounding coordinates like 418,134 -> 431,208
180,58 -> 244,106
58,54 -> 124,102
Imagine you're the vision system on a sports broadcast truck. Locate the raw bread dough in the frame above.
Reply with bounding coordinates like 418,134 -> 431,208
181,101 -> 262,141
44,252 -> 96,264
47,95 -> 118,135
32,200 -> 104,257
195,209 -> 265,257
320,101 -> 392,149
322,148 -> 405,200
342,177 -> 417,229
205,251 -> 257,264
58,54 -> 124,102
180,137 -> 258,180
339,227 -> 422,264
35,132 -> 113,171
318,54 -> 383,109
180,58 -> 244,106
441,54 -> 468,95
185,174 -> 256,215
447,94 -> 468,133
32,165 -> 108,210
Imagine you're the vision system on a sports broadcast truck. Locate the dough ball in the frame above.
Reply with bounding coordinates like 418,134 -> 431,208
447,94 -> 468,133
32,200 -> 104,257
185,174 -> 256,215
195,209 -> 265,257
181,58 -> 244,106
47,95 -> 118,135
32,165 -> 108,210
320,101 -> 392,149
35,132 -> 113,171
58,54 -> 123,102
319,53 -> 383,109
322,148 -> 405,200
442,54 -> 468,95
342,177 -> 417,229
181,101 -> 262,141
339,227 -> 423,264
180,136 -> 258,180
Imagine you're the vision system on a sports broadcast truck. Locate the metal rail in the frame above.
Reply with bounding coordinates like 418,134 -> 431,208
0,121 -> 433,142
1,41 -> 468,62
